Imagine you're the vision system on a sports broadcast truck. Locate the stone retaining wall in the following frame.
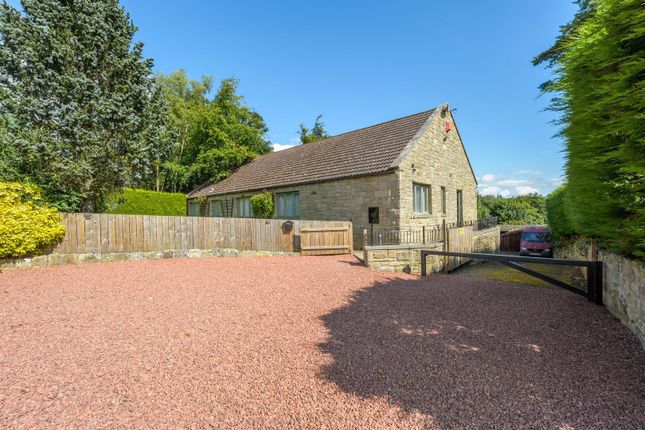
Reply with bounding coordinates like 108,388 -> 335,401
556,238 -> 645,349
364,226 -> 500,274
0,248 -> 299,270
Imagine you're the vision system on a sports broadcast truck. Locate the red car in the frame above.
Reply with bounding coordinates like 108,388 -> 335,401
519,226 -> 552,257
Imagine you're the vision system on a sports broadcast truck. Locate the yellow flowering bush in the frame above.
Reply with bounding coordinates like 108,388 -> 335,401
0,182 -> 66,258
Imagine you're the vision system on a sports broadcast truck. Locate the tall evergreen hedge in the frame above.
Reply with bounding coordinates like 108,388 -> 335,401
535,0 -> 644,259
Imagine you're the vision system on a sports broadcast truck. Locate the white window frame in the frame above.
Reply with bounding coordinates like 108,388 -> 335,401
236,196 -> 253,218
276,191 -> 300,219
413,183 -> 430,214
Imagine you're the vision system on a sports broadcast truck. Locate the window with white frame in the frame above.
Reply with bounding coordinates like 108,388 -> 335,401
236,197 -> 253,218
187,202 -> 200,217
210,199 -> 223,217
413,183 -> 430,214
276,191 -> 300,218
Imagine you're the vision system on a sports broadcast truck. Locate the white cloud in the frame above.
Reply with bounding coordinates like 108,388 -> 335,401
496,179 -> 529,187
480,186 -> 510,197
515,186 -> 539,195
272,143 -> 298,152
481,174 -> 496,183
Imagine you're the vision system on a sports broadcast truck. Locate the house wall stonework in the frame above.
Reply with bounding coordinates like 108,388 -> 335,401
199,173 -> 400,247
397,109 -> 477,227
188,105 -> 478,249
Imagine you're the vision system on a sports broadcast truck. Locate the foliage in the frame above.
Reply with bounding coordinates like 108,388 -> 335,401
154,70 -> 271,193
250,191 -> 274,219
105,188 -> 186,216
0,182 -> 65,258
534,0 -> 645,258
299,114 -> 329,144
0,0 -> 168,212
477,194 -> 546,225
477,198 -> 491,219
545,185 -> 577,241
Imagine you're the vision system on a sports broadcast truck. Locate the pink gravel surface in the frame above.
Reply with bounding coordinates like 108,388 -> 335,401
1,255 -> 643,429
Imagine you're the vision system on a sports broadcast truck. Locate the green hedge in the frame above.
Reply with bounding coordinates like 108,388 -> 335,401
535,0 -> 644,259
105,188 -> 186,216
545,185 -> 577,242
250,191 -> 273,219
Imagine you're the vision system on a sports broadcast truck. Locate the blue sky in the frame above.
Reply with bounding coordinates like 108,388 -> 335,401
10,0 -> 576,196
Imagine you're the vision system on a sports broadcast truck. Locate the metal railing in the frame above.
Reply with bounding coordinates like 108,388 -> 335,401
363,217 -> 497,246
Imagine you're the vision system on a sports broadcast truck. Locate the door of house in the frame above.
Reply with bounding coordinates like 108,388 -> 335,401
456,190 -> 464,226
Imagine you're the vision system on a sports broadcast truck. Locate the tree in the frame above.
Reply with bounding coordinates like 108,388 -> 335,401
534,0 -> 645,258
154,70 -> 212,192
0,0 -> 167,212
154,72 -> 271,193
299,114 -> 329,144
477,193 -> 547,225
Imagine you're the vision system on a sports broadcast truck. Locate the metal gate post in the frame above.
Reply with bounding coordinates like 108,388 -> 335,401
586,264 -> 596,302
594,262 -> 603,305
420,251 -> 427,277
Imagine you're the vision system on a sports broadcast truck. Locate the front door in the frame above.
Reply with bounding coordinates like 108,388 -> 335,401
456,190 -> 463,226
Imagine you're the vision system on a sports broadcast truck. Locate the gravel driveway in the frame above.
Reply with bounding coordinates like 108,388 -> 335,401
1,256 -> 643,429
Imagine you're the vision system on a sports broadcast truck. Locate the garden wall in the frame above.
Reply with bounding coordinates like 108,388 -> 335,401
364,226 -> 500,274
556,238 -> 645,349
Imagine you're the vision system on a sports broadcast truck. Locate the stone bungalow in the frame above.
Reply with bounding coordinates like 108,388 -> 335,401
187,104 -> 477,247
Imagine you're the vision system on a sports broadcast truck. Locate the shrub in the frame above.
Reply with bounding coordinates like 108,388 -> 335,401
105,188 -> 186,216
250,191 -> 273,219
545,185 -> 577,241
0,182 -> 66,258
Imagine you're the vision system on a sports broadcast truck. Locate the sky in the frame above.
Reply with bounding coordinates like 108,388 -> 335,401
9,0 -> 577,196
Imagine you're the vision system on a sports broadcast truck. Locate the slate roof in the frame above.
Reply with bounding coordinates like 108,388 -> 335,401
188,108 -> 437,198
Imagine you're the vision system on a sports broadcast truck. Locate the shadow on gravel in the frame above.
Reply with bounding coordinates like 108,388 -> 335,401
319,275 -> 645,429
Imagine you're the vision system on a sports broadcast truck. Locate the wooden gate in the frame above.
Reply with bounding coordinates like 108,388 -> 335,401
300,222 -> 353,256
445,225 -> 474,271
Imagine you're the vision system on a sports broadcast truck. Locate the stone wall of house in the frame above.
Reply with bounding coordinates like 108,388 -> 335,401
364,227 -> 500,274
197,173 -> 399,248
397,108 -> 478,227
556,238 -> 645,349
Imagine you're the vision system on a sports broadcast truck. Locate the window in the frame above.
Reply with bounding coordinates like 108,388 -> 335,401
440,186 -> 447,214
413,183 -> 430,214
368,207 -> 379,224
187,202 -> 200,217
210,199 -> 223,217
236,197 -> 253,218
276,192 -> 300,218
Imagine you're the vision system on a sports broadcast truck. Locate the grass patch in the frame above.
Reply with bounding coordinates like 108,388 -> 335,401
105,188 -> 186,216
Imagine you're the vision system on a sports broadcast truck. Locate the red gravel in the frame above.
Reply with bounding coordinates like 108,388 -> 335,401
1,256 -> 643,429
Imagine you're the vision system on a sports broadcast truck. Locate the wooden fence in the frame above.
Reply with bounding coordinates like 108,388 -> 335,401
53,213 -> 352,255
301,224 -> 353,256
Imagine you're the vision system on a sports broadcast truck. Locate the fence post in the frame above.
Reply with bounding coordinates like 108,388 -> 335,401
363,228 -> 368,250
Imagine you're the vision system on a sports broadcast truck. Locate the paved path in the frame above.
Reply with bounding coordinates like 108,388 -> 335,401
1,256 -> 643,429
